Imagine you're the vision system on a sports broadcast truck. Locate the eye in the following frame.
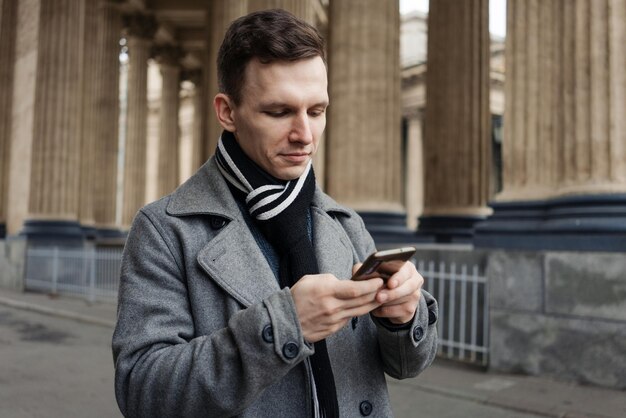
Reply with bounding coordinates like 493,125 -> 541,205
308,108 -> 326,117
263,110 -> 290,118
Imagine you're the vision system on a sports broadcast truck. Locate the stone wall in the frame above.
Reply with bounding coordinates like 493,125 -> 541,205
0,238 -> 26,291
487,250 -> 626,390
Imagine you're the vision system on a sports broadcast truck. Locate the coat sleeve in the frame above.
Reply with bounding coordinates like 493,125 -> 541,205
346,214 -> 439,380
112,210 -> 314,417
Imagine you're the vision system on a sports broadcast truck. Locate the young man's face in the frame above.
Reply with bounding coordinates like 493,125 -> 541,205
225,56 -> 328,180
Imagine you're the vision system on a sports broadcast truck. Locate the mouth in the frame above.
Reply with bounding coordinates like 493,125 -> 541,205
279,152 -> 310,164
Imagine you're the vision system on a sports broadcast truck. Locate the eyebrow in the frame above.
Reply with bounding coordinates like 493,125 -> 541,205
259,100 -> 329,109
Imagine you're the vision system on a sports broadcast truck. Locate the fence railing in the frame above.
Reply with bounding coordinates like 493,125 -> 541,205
25,246 -> 123,303
23,247 -> 489,365
416,259 -> 489,366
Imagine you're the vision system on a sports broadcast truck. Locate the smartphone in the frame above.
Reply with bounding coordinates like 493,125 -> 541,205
351,247 -> 417,282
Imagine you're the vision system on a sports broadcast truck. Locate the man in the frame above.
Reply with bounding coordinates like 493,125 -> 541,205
113,9 -> 438,418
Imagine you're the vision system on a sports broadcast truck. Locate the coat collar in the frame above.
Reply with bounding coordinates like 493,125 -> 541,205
166,157 -> 352,219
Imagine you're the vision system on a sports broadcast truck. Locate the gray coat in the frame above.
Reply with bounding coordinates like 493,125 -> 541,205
112,158 -> 438,417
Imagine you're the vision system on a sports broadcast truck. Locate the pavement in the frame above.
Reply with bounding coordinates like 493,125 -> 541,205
0,288 -> 624,418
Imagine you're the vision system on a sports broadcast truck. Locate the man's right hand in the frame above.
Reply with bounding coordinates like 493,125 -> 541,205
290,274 -> 384,343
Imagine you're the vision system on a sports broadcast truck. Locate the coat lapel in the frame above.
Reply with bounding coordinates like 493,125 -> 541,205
196,218 -> 280,308
310,206 -> 355,281
168,158 -> 280,308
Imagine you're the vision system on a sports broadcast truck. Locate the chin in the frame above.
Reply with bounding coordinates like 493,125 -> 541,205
274,167 -> 306,181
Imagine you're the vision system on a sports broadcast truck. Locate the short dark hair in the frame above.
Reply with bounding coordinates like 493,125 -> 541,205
217,9 -> 326,105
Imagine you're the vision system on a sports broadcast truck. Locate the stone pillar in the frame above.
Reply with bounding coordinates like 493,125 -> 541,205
6,0 -> 85,241
78,0 -> 99,238
326,0 -> 408,243
557,0 -> 626,196
418,0 -> 491,243
0,0 -> 17,238
183,69 -> 205,174
475,0 -> 626,252
206,0 -> 247,158
121,14 -> 157,228
405,113 -> 424,230
154,46 -> 183,198
93,1 -> 122,236
495,0 -> 557,201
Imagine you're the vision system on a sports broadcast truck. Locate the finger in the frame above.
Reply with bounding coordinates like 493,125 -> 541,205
352,262 -> 363,275
386,262 -> 415,289
335,277 -> 384,300
340,299 -> 382,319
377,277 -> 422,304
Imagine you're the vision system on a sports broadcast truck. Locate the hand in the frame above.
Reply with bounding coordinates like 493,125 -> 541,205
352,261 -> 423,325
291,274 -> 384,343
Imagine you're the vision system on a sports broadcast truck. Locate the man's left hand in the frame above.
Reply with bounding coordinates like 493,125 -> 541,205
353,261 -> 423,325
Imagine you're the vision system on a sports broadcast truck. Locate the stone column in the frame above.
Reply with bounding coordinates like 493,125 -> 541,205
78,0 -> 99,237
154,46 -> 183,198
557,0 -> 626,196
475,0 -> 626,252
405,112 -> 424,230
6,0 -> 85,240
418,0 -> 491,242
93,1 -> 122,235
495,0 -> 557,201
326,0 -> 401,210
206,0 -> 247,158
183,69 -> 205,174
121,14 -> 157,228
326,0 -> 408,242
0,0 -> 17,237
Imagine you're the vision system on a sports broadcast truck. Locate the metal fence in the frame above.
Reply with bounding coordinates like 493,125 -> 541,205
417,259 -> 489,366
23,247 -> 489,365
25,246 -> 123,303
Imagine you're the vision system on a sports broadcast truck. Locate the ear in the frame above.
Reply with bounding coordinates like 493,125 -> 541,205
214,93 -> 237,132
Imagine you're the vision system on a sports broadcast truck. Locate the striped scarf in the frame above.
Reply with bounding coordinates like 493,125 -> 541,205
215,131 -> 339,418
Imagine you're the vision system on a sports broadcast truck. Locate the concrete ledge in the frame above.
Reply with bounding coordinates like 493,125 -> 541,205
0,295 -> 115,328
490,309 -> 626,390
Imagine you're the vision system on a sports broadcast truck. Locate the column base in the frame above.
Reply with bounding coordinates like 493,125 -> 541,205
474,194 -> 626,251
19,220 -> 85,247
82,225 -> 99,241
358,211 -> 416,245
95,227 -> 127,247
416,215 -> 487,244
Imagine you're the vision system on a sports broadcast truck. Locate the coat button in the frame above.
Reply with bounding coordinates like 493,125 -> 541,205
210,217 -> 227,230
359,400 -> 373,416
428,308 -> 437,325
282,342 -> 299,359
413,326 -> 424,342
262,324 -> 274,343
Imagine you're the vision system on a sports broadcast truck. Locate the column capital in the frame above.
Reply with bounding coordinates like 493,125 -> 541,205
404,107 -> 424,120
181,68 -> 202,86
123,13 -> 158,40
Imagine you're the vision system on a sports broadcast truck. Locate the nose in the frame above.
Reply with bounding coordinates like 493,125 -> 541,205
288,111 -> 313,144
